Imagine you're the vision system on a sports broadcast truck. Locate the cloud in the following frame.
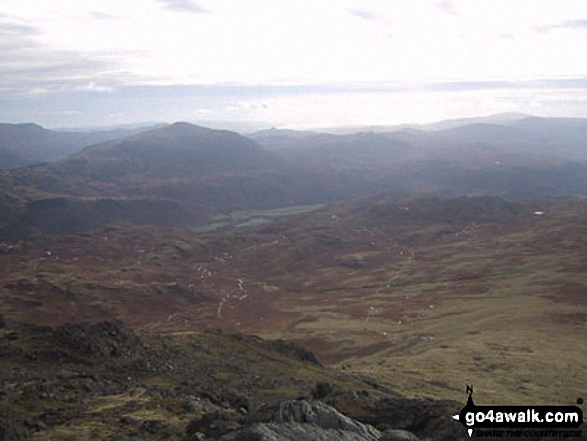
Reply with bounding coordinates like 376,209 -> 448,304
0,15 -> 145,97
156,0 -> 209,14
74,82 -> 115,93
348,9 -> 379,22
0,59 -> 119,95
0,16 -> 41,53
23,87 -> 51,96
89,11 -> 122,20
436,1 -> 458,16
0,20 -> 40,37
536,19 -> 587,33
3,80 -> 587,129
425,78 -> 587,93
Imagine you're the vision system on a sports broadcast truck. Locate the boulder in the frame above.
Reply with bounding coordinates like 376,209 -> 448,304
379,429 -> 421,441
219,423 -> 379,441
250,400 -> 380,440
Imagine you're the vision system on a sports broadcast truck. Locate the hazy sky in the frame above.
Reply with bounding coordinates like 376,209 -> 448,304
1,0 -> 586,129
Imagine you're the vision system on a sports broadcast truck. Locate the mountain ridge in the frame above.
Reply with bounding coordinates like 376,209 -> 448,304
0,122 -> 167,169
1,117 -> 587,239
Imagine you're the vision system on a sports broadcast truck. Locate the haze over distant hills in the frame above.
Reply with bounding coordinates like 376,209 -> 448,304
0,123 -> 347,238
0,122 -> 165,169
251,115 -> 587,163
311,112 -> 532,134
1,114 -> 587,239
1,114 -> 587,437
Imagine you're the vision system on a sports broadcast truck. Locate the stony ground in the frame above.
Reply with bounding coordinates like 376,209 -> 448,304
0,320 -> 474,441
1,320 -> 583,441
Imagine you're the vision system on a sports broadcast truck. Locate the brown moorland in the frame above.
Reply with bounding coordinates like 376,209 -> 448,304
1,194 -> 586,407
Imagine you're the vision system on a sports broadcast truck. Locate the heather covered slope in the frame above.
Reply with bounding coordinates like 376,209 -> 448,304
1,195 -> 586,406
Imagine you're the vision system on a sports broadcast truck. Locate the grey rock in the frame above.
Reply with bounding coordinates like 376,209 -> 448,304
51,321 -> 145,360
252,400 -> 380,441
380,429 -> 421,441
219,422 -> 379,441
186,412 -> 241,439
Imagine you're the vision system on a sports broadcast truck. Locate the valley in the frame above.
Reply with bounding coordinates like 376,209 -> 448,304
1,194 -> 585,407
3,2 -> 587,438
1,116 -> 586,440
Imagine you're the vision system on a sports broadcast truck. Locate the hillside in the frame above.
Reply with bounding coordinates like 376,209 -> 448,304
13,123 -> 282,193
1,118 -> 587,239
0,123 -> 353,239
1,194 -> 586,408
0,320 -> 472,441
0,123 -> 163,169
252,116 -> 587,164
254,117 -> 587,199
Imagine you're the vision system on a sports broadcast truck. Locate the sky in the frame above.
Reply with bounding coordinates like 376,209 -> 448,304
1,0 -> 586,130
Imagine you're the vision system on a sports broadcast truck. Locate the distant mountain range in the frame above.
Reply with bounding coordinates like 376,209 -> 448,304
251,115 -> 587,163
2,115 -> 586,427
0,122 -> 165,169
1,115 -> 587,239
0,123 -> 351,238
308,112 -> 531,134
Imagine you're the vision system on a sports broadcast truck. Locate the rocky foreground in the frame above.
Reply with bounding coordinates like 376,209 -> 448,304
0,320 -> 582,441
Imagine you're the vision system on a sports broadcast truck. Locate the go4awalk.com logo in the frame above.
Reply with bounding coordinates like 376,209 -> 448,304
452,385 -> 584,438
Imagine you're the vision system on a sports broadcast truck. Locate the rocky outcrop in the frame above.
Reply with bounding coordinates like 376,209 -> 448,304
214,400 -> 383,441
31,321 -> 164,373
218,422 -> 381,441
0,322 -> 488,441
51,321 -> 146,361
261,339 -> 322,366
256,400 -> 380,437
334,396 -> 466,441
379,429 -> 421,441
185,399 -> 426,441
